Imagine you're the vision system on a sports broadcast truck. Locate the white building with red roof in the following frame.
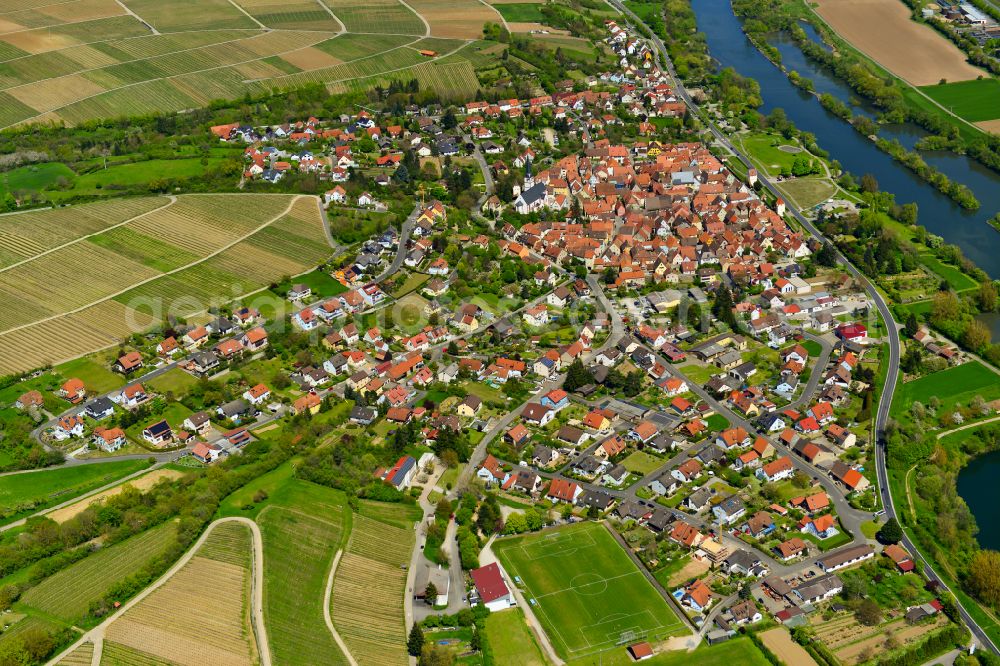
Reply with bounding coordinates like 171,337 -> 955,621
470,563 -> 513,612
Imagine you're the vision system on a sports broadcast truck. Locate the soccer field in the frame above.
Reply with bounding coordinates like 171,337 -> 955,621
493,522 -> 686,659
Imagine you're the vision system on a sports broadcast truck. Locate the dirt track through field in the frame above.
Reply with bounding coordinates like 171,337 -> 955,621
813,0 -> 984,86
45,469 -> 184,523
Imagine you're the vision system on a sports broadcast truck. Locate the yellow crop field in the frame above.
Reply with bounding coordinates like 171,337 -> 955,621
813,0 -> 985,86
0,301 -> 155,375
105,521 -> 257,666
331,513 -> 416,666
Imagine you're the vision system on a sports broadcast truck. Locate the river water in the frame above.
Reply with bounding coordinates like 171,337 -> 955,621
689,0 -> 1000,277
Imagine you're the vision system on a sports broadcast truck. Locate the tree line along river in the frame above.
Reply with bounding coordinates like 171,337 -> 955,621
690,0 -> 1000,278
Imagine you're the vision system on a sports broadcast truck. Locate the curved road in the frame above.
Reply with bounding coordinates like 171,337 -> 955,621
612,0 -> 994,652
46,516 -> 271,666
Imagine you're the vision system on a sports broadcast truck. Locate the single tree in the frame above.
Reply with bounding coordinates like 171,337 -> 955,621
876,517 -> 903,545
408,623 -> 425,657
424,582 -> 438,606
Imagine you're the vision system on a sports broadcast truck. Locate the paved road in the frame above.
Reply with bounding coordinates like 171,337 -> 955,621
587,274 -> 626,356
373,202 -> 420,284
47,516 -> 271,666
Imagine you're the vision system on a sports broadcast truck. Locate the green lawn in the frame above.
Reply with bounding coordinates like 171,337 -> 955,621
55,158 -> 232,199
917,253 -> 978,291
564,635 -> 770,666
739,133 -> 804,174
392,271 -> 430,297
892,361 -> 1000,420
920,78 -> 1000,122
494,2 -> 546,21
0,459 -> 151,525
283,270 -> 347,298
706,413 -> 729,431
18,520 -> 177,625
0,163 -> 76,198
493,522 -> 686,660
145,367 -> 198,396
801,339 -> 823,356
776,176 -> 836,209
622,451 -> 664,476
486,609 -> 547,666
55,357 -> 125,394
677,363 -> 715,385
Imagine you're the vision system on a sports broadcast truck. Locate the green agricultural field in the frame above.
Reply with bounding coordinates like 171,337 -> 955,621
892,361 -> 1000,420
258,479 -> 349,666
0,459 -> 150,525
101,641 -> 177,665
494,522 -> 686,660
918,253 -> 979,291
920,78 -> 1000,122
19,520 -> 177,624
320,0 -> 426,34
486,609 -> 547,666
60,158 -> 235,201
494,2 -> 546,21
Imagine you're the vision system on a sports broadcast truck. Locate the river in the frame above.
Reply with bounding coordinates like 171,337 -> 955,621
690,0 -> 1000,277
958,448 -> 1000,550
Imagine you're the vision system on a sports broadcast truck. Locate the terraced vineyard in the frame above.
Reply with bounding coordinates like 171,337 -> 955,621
0,0 -> 490,128
331,504 -> 420,666
104,521 -> 257,666
19,521 -> 177,624
0,194 -> 330,375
